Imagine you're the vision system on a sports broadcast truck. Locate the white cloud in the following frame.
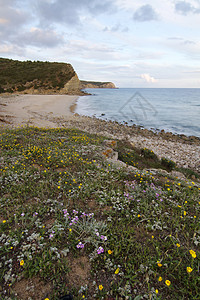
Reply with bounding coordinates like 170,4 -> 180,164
141,73 -> 158,83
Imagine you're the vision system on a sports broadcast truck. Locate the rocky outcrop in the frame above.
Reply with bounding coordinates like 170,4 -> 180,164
80,80 -> 116,89
61,74 -> 80,94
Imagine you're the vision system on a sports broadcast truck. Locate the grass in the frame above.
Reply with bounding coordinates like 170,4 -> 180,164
0,126 -> 199,299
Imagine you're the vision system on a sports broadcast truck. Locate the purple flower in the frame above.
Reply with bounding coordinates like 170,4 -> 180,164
49,233 -> 54,239
100,235 -> 107,241
77,242 -> 84,249
21,213 -> 25,217
73,210 -> 78,214
97,246 -> 104,254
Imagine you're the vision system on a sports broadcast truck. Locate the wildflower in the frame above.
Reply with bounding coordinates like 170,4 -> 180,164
100,235 -> 107,241
115,267 -> 120,274
77,242 -> 84,249
157,262 -> 162,267
99,285 -> 103,291
189,249 -> 196,258
158,276 -> 162,282
138,214 -> 141,217
44,298 -> 49,300
97,246 -> 104,254
187,267 -> 193,273
165,280 -> 171,286
108,250 -> 112,254
184,211 -> 187,216
2,220 -> 6,223
176,243 -> 180,248
152,235 -> 154,239
20,260 -> 24,266
155,289 -> 159,294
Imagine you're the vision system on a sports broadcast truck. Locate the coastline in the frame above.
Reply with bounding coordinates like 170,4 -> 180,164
0,94 -> 199,174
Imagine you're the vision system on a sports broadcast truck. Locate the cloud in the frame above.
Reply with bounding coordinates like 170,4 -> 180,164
141,73 -> 158,83
17,28 -> 64,48
35,0 -> 117,27
174,1 -> 200,15
133,4 -> 158,22
103,23 -> 129,32
175,1 -> 194,15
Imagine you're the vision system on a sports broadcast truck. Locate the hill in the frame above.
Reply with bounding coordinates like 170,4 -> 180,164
80,80 -> 116,89
0,58 -> 116,95
0,58 -> 81,94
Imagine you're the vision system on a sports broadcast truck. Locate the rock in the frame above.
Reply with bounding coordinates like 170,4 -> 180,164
103,140 -> 117,149
171,171 -> 186,180
62,73 -> 80,94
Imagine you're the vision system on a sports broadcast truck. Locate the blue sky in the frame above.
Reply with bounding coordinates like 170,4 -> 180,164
1,0 -> 200,87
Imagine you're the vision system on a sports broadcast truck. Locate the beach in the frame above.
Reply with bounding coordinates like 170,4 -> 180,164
0,94 -> 199,174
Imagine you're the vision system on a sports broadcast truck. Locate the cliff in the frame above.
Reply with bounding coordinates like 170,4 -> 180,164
0,58 -> 81,95
0,58 -> 116,95
80,80 -> 116,89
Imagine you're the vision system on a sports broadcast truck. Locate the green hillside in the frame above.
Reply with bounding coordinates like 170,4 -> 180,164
0,58 -> 76,93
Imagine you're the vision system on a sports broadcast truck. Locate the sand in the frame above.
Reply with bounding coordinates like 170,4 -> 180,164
0,94 -> 79,128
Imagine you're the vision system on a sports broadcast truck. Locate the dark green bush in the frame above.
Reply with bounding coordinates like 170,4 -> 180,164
161,157 -> 176,170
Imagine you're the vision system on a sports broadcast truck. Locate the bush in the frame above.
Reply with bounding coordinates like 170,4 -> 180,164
161,157 -> 176,170
141,148 -> 158,160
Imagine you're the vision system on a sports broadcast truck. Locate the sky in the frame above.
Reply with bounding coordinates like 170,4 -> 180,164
1,0 -> 200,88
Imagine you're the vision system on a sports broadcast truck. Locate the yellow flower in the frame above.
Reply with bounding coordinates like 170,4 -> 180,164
20,260 -> 24,266
152,235 -> 154,239
69,228 -> 72,232
44,298 -> 49,300
187,267 -> 193,273
99,285 -> 103,291
189,249 -> 196,258
158,276 -> 162,282
137,214 -> 141,217
157,262 -> 162,267
108,250 -> 112,255
115,267 -> 120,274
155,289 -> 158,294
176,243 -> 180,248
184,211 -> 187,216
165,280 -> 171,286
3,220 -> 6,223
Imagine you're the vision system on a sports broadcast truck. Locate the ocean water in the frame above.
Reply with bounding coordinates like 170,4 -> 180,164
75,88 -> 200,137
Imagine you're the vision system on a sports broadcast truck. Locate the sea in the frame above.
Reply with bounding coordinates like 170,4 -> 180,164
75,88 -> 200,138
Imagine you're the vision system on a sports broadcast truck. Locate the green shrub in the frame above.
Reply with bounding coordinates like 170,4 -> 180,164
161,157 -> 176,170
141,148 -> 158,160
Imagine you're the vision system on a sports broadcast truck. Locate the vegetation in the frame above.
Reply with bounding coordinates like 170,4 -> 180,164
0,58 -> 75,93
0,126 -> 199,299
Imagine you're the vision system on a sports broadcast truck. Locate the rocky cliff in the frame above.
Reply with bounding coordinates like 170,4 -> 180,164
80,80 -> 116,89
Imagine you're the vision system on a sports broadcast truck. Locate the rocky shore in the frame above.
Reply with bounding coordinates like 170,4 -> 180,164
53,114 -> 200,174
0,94 -> 199,174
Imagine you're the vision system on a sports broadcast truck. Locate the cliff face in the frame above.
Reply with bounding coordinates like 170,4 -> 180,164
80,80 -> 116,89
62,73 -> 80,94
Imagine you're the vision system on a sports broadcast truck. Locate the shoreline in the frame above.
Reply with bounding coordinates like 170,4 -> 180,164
0,94 -> 199,173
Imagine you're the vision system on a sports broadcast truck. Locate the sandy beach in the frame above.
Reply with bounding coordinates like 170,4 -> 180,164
0,94 -> 79,128
0,94 -> 199,174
